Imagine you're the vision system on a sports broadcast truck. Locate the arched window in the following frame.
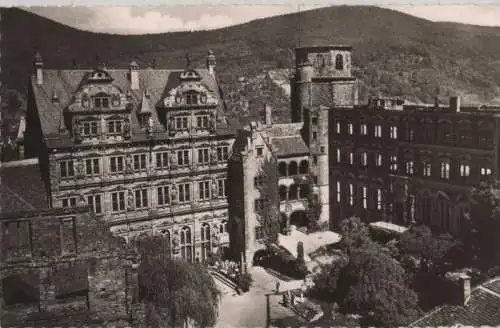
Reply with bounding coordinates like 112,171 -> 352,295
279,162 -> 287,177
288,161 -> 298,176
299,185 -> 308,199
279,185 -> 288,202
335,54 -> 344,70
289,185 -> 298,200
299,160 -> 309,174
180,226 -> 193,262
159,229 -> 172,255
219,220 -> 228,234
200,223 -> 211,262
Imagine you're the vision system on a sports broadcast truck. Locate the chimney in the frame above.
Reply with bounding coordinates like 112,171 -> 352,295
129,60 -> 140,90
33,52 -> 44,85
206,49 -> 216,75
265,104 -> 272,126
450,96 -> 461,113
459,274 -> 471,306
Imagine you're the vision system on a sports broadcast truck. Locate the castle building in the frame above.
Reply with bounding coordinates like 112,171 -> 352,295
330,96 -> 499,234
25,51 -> 235,263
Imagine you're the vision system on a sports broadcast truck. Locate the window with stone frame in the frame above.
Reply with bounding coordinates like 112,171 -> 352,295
440,161 -> 451,180
200,223 -> 211,262
335,121 -> 341,134
406,161 -> 415,176
60,217 -> 76,254
157,186 -> 170,206
111,191 -> 126,212
362,186 -> 368,209
348,123 -> 354,135
348,183 -> 354,206
335,54 -> 344,70
59,160 -> 75,178
107,120 -> 122,134
87,194 -> 102,214
256,147 -> 264,157
133,154 -> 147,171
2,272 -> 40,306
185,92 -> 198,105
217,146 -> 229,162
336,181 -> 341,203
85,158 -> 100,176
62,197 -> 77,208
93,92 -> 110,109
110,156 -> 124,173
177,150 -> 190,167
135,189 -> 148,209
82,121 -> 99,137
361,152 -> 368,167
2,220 -> 31,258
389,126 -> 398,140
459,162 -> 471,178
360,123 -> 368,136
422,160 -> 432,177
178,183 -> 191,203
156,151 -> 169,169
196,115 -> 209,128
374,124 -> 382,138
175,116 -> 189,130
180,226 -> 193,262
198,148 -> 210,165
376,153 -> 383,167
217,179 -> 228,197
389,155 -> 398,173
376,189 -> 383,210
198,181 -> 211,201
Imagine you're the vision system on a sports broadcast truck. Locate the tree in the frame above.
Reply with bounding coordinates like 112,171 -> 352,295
338,216 -> 372,252
257,155 -> 281,244
468,179 -> 500,270
136,236 -> 220,328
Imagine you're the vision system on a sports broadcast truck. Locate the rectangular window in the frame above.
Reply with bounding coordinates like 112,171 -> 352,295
376,153 -> 383,167
336,148 -> 341,163
361,152 -> 367,166
110,156 -> 124,173
82,121 -> 99,136
348,152 -> 354,165
198,148 -> 210,165
85,158 -> 100,176
440,162 -> 450,180
336,122 -> 341,134
459,163 -> 471,177
156,152 -> 169,169
360,124 -> 367,136
217,146 -> 229,162
255,199 -> 266,212
348,183 -> 354,206
377,189 -> 383,210
390,155 -> 398,173
218,179 -> 228,197
336,181 -> 341,203
374,125 -> 382,138
2,220 -> 32,257
133,154 -> 147,171
111,191 -> 126,212
175,117 -> 189,130
59,160 -> 75,178
198,181 -> 211,200
157,186 -> 170,206
135,189 -> 148,209
480,167 -> 492,177
60,217 -> 76,254
196,115 -> 209,128
348,123 -> 354,135
423,161 -> 432,177
390,126 -> 398,139
178,183 -> 191,203
177,150 -> 190,166
87,195 -> 102,214
406,161 -> 414,176
62,197 -> 77,208
256,147 -> 264,157
107,120 -> 122,134
362,186 -> 368,209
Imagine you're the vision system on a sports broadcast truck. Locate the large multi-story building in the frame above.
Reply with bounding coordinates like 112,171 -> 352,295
25,51 -> 234,263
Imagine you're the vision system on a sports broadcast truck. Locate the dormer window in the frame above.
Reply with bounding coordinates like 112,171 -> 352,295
112,94 -> 120,107
93,92 -> 110,109
185,91 -> 198,105
82,121 -> 98,136
108,120 -> 122,134
335,54 -> 344,70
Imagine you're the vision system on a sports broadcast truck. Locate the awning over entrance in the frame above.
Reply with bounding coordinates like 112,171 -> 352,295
277,226 -> 342,262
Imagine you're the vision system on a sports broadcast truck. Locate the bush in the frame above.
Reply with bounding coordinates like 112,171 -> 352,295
237,272 -> 253,292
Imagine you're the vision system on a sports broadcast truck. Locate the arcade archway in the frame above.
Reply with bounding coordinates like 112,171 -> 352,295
289,210 -> 308,228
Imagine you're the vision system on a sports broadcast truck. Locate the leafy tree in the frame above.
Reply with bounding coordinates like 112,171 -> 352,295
136,236 -> 220,328
468,179 -> 500,270
338,216 -> 372,252
256,155 -> 281,244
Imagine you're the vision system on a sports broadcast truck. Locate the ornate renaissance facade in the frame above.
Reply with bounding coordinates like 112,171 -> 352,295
25,51 -> 234,263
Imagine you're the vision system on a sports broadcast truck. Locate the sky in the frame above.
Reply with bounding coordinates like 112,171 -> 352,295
19,3 -> 500,35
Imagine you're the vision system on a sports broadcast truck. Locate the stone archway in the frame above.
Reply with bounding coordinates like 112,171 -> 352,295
290,210 -> 308,229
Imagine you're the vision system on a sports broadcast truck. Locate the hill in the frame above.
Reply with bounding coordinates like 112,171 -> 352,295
4,6 -> 500,123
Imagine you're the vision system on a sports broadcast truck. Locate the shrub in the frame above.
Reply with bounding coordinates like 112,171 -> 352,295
237,272 -> 253,292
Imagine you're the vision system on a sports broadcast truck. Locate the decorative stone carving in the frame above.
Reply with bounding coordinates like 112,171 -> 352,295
210,147 -> 217,165
169,152 -> 177,169
209,114 -> 216,132
211,180 -> 218,199
212,226 -> 220,243
76,159 -> 85,177
112,94 -> 121,107
74,120 -> 82,141
79,195 -> 86,206
147,116 -> 154,134
123,119 -> 131,139
170,185 -> 178,204
172,231 -> 181,254
126,154 -> 133,173
127,189 -> 134,211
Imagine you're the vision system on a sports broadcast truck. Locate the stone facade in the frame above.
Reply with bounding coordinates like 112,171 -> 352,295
25,52 -> 232,264
0,206 -> 140,327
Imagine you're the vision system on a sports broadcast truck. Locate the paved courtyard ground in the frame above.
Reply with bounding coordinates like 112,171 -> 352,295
215,266 -> 305,328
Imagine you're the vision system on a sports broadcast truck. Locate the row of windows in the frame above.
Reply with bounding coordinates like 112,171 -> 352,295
172,115 -> 213,130
81,92 -> 121,109
335,182 -> 383,210
59,147 -> 230,178
62,180 -> 228,213
79,120 -> 124,137
333,149 -> 492,180
174,91 -> 208,106
336,122 -> 397,139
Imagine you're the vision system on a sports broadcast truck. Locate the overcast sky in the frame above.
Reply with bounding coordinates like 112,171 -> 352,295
22,4 -> 500,35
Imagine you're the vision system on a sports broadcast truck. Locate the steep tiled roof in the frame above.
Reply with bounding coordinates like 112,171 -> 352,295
31,67 -> 233,140
410,277 -> 500,327
270,136 -> 310,157
0,159 -> 48,213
